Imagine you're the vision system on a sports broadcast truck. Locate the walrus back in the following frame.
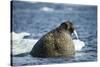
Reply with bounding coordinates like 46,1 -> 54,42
30,28 -> 75,57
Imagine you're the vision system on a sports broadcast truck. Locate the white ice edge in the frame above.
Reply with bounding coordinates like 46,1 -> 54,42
73,39 -> 85,51
12,32 -> 85,55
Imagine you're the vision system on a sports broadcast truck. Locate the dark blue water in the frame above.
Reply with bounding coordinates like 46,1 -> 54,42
11,1 -> 97,66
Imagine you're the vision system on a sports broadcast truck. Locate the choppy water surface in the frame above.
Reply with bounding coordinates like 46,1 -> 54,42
11,1 -> 97,66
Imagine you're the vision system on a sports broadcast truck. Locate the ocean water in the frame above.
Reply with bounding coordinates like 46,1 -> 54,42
11,1 -> 97,66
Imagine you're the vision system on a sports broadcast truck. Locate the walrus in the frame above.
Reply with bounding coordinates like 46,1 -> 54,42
30,21 -> 75,57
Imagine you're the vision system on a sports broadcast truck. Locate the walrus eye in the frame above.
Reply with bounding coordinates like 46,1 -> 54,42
60,22 -> 68,30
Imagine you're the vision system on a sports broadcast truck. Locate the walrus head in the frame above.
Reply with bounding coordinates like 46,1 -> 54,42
60,21 -> 74,34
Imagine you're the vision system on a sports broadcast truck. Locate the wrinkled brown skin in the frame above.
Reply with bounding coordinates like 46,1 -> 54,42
30,21 -> 75,57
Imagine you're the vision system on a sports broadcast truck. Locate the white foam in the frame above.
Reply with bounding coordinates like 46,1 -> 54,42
40,7 -> 54,12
